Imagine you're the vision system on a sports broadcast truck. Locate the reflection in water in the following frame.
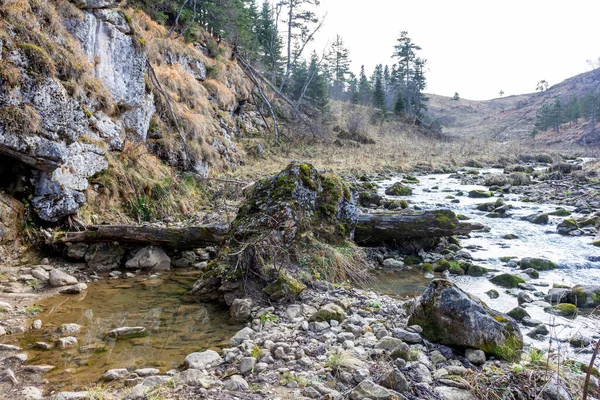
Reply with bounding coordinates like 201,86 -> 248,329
18,271 -> 241,391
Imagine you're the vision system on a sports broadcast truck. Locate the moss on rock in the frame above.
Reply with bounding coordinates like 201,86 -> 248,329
490,273 -> 526,288
385,182 -> 413,196
468,190 -> 493,198
546,303 -> 578,318
519,257 -> 557,271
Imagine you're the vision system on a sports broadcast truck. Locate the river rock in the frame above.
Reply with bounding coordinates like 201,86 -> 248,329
106,326 -> 147,339
490,273 -> 525,288
520,257 -> 557,271
382,258 -> 404,268
465,349 -> 486,365
310,303 -> 347,323
142,375 -> 171,388
239,357 -> 256,375
49,269 -> 78,287
134,368 -> 159,377
0,344 -> 21,351
541,375 -> 571,400
349,379 -> 393,400
179,369 -> 221,388
66,243 -> 89,260
59,324 -> 81,334
507,307 -> 530,322
485,289 -> 499,299
60,283 -> 88,294
522,213 -> 549,225
125,246 -> 171,271
84,243 -> 125,272
557,219 -> 579,235
223,375 -> 248,391
0,301 -> 13,311
409,279 -> 523,360
434,386 -> 476,400
230,327 -> 255,346
379,368 -> 409,392
103,368 -> 129,381
230,298 -> 253,322
57,337 -> 78,348
30,268 -> 49,282
184,350 -> 223,370
21,386 -> 44,400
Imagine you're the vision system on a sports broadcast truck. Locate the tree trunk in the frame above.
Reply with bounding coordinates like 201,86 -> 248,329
52,224 -> 228,249
354,210 -> 484,246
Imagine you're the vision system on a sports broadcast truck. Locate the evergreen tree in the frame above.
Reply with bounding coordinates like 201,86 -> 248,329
326,35 -> 351,100
256,0 -> 284,82
392,31 -> 425,122
372,64 -> 386,113
358,65 -> 372,105
348,73 -> 359,105
305,52 -> 329,112
565,94 -> 581,126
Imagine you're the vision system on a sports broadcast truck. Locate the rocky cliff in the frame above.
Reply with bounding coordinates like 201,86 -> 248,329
0,0 -> 267,226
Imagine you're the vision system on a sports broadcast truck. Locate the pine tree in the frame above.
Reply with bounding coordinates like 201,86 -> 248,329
393,31 -> 421,120
372,64 -> 386,113
565,94 -> 581,126
305,52 -> 329,112
358,65 -> 371,106
256,0 -> 283,82
348,73 -> 359,105
326,35 -> 351,100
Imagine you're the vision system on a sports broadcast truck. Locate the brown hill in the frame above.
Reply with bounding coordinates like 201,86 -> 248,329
427,68 -> 600,146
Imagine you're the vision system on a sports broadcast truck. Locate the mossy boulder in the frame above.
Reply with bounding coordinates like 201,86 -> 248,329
507,307 -> 530,322
309,303 -> 347,323
549,208 -> 571,217
490,273 -> 526,288
557,219 -> 579,235
522,213 -> 549,225
556,285 -> 600,308
191,162 -> 362,303
519,257 -> 557,271
468,190 -> 493,198
408,280 -> 523,361
465,264 -> 489,277
580,217 -> 599,227
593,240 -> 600,248
476,199 -> 505,212
385,182 -> 413,196
545,303 -> 578,318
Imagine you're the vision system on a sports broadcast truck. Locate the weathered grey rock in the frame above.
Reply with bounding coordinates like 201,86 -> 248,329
239,357 -> 256,375
85,243 -> 126,272
179,369 -> 222,388
392,328 -> 422,344
382,258 -> 404,268
229,327 -> 254,346
541,375 -> 571,400
0,344 -> 21,351
21,386 -> 44,400
376,337 -> 405,350
49,269 -> 78,287
30,268 -> 49,282
0,301 -> 13,311
310,303 -> 347,323
106,326 -> 147,339
59,324 -> 81,334
223,375 -> 248,391
67,243 -> 89,260
51,392 -> 90,400
230,298 -> 253,322
134,368 -> 159,377
349,379 -> 393,400
353,368 -> 370,383
166,51 -> 207,81
434,386 -> 476,400
88,112 -> 123,150
57,337 -> 78,348
73,0 -> 121,8
34,342 -> 51,350
142,375 -> 171,387
60,283 -> 88,294
465,349 -> 486,365
486,289 -> 500,299
409,280 -> 523,360
103,368 -> 129,381
125,246 -> 170,271
184,350 -> 223,370
380,368 -> 409,392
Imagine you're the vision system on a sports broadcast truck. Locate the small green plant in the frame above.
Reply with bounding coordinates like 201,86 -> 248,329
0,272 -> 8,280
260,310 -> 278,324
512,363 -> 525,373
325,349 -> 365,374
24,304 -> 43,316
250,345 -> 263,359
368,300 -> 381,309
26,279 -> 40,291
527,348 -> 545,365
409,348 -> 421,361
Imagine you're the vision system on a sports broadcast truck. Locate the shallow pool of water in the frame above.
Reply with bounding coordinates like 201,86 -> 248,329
17,271 -> 241,391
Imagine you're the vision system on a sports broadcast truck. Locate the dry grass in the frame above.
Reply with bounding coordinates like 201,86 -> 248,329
80,141 -> 208,224
203,79 -> 237,111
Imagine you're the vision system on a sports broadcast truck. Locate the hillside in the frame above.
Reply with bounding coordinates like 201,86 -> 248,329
427,68 -> 600,145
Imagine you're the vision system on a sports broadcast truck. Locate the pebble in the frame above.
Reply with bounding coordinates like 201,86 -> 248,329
57,337 -> 78,349
59,283 -> 88,294
103,368 -> 129,381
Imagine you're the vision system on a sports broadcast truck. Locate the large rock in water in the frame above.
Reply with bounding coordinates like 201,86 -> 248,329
408,279 -> 523,361
191,162 -> 361,303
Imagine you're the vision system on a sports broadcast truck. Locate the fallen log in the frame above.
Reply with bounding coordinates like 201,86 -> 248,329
51,211 -> 483,250
354,210 -> 484,246
52,224 -> 228,249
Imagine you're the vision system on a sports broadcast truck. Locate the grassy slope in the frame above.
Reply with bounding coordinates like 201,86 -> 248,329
427,68 -> 600,146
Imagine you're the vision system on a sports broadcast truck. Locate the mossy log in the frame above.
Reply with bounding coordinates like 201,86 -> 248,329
52,224 -> 228,249
354,210 -> 484,246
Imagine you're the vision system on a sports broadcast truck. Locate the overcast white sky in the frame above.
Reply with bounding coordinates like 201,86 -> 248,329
300,0 -> 600,100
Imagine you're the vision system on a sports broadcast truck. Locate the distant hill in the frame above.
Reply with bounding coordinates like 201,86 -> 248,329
427,68 -> 600,146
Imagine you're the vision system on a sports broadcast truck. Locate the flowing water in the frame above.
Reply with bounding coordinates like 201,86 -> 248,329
371,168 -> 600,363
15,270 -> 241,391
